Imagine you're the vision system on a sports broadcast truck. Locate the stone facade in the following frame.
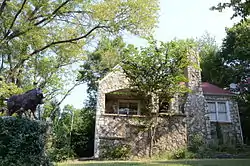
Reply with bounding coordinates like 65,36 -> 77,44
94,66 -> 187,158
184,51 -> 211,145
97,115 -> 186,158
94,53 -> 243,158
205,95 -> 243,144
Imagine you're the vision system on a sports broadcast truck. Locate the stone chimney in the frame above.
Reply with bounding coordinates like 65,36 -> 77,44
184,50 -> 203,94
184,50 -> 211,146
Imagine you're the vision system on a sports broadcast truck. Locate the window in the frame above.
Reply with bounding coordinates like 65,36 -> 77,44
159,102 -> 169,113
208,101 -> 230,122
117,100 -> 140,115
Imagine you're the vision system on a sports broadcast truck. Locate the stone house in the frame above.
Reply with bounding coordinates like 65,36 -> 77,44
93,52 -> 243,158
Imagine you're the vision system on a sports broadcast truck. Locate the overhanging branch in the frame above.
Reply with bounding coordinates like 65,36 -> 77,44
0,0 -> 9,16
34,0 -> 71,26
30,25 -> 106,56
3,0 -> 27,40
49,81 -> 83,118
11,25 -> 108,81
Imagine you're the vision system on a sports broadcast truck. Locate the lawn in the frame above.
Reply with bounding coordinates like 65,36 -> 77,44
57,159 -> 250,166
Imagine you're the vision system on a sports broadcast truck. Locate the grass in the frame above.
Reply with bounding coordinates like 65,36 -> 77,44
56,159 -> 250,166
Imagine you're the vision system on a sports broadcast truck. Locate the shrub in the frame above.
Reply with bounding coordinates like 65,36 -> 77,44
169,148 -> 186,159
48,145 -> 75,162
153,147 -> 197,160
188,134 -> 204,152
0,117 -> 52,166
100,143 -> 131,160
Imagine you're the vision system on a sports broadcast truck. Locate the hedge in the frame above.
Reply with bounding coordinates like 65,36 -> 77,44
0,117 -> 52,166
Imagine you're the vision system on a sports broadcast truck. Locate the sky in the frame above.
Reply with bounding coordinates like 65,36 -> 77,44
60,0 -> 241,109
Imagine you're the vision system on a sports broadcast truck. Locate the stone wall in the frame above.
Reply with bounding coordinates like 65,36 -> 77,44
97,114 -> 187,158
94,59 -> 243,159
205,95 -> 243,144
184,50 -> 211,145
94,66 -> 187,158
94,66 -> 130,158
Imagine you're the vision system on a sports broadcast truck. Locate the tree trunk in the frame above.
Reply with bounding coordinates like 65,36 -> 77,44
149,115 -> 158,157
148,92 -> 159,158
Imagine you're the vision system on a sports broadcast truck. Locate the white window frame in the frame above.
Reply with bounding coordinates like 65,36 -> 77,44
117,100 -> 140,115
207,101 -> 231,123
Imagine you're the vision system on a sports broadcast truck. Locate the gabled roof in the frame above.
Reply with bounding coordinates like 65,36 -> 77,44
201,82 -> 233,95
99,66 -> 233,96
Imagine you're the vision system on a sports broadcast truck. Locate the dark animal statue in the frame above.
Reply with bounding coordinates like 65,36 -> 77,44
6,88 -> 44,119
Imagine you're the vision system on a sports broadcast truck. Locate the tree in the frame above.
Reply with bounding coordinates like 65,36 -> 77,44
0,76 -> 23,108
71,107 -> 95,157
221,19 -> 250,83
200,20 -> 250,144
211,0 -> 250,21
220,19 -> 250,144
47,107 -> 74,162
78,36 -> 134,109
46,104 -> 95,161
201,19 -> 250,87
120,38 -> 193,157
196,33 -> 229,87
0,0 -> 160,106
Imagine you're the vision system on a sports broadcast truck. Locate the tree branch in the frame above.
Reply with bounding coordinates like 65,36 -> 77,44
34,0 -> 71,26
0,55 -> 4,73
30,25 -> 106,56
0,0 -> 9,16
53,0 -> 72,15
3,0 -> 27,40
11,25 -> 107,77
27,6 -> 41,21
49,81 -> 83,118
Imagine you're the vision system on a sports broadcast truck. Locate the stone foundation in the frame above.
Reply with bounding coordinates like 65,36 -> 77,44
96,114 -> 187,158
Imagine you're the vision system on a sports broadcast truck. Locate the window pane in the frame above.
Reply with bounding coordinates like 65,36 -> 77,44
209,112 -> 217,121
118,108 -> 129,114
218,112 -> 228,121
129,103 -> 138,111
119,102 -> 128,108
208,102 -> 216,113
218,102 -> 227,113
129,103 -> 138,115
118,101 -> 139,115
119,102 -> 129,114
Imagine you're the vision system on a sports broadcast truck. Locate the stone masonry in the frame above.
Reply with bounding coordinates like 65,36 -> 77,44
94,51 -> 243,158
205,95 -> 243,144
94,65 -> 187,158
183,50 -> 211,145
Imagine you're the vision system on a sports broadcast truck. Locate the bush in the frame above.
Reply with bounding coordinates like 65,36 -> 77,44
188,134 -> 204,152
48,145 -> 75,162
153,147 -> 197,160
0,117 -> 52,166
100,143 -> 131,160
169,148 -> 186,159
45,106 -> 96,162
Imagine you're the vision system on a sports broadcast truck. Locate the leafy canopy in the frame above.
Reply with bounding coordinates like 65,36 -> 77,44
78,36 -> 134,108
199,20 -> 250,144
211,0 -> 250,21
0,0 -> 159,101
120,38 -> 194,111
201,19 -> 250,87
47,104 -> 95,161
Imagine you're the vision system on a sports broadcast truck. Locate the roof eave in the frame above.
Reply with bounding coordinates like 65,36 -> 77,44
203,92 -> 236,97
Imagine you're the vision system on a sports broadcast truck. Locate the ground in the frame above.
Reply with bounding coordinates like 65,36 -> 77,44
57,159 -> 250,166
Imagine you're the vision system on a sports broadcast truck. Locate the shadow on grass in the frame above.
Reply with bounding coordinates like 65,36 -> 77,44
58,159 -> 250,166
154,159 -> 250,166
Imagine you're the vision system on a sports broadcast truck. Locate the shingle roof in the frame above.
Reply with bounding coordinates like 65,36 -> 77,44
201,82 -> 232,95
